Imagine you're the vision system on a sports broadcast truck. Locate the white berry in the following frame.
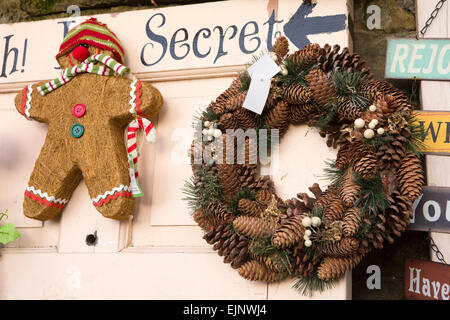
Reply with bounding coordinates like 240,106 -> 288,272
369,105 -> 377,112
270,52 -> 278,61
207,128 -> 215,136
202,129 -> 208,135
377,127 -> 385,135
354,118 -> 365,129
213,129 -> 222,138
302,217 -> 312,227
304,240 -> 312,247
204,121 -> 210,127
368,122 -> 376,129
371,119 -> 379,126
311,216 -> 322,227
364,128 -> 375,139
207,135 -> 213,141
305,229 -> 312,236
303,234 -> 310,241
280,65 -> 288,76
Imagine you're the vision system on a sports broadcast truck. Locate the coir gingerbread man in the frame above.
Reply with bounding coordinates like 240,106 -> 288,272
15,18 -> 163,221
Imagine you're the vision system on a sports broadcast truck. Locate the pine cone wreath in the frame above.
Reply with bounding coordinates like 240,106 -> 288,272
317,255 -> 364,281
305,69 -> 337,109
272,215 -> 305,249
322,237 -> 359,257
233,216 -> 279,239
238,260 -> 287,282
396,152 -> 424,201
342,207 -> 361,237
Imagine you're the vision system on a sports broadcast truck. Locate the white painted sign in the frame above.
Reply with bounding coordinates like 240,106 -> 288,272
0,0 -> 349,86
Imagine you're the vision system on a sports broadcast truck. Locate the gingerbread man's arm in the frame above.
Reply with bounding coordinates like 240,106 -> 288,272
14,82 -> 56,123
103,76 -> 163,123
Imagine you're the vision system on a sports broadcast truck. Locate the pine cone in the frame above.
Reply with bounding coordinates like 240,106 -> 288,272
282,83 -> 314,104
291,242 -> 322,276
250,175 -> 276,193
317,255 -> 364,281
238,260 -> 287,282
324,197 -> 346,222
233,216 -> 279,239
339,168 -> 361,207
318,44 -> 373,78
322,238 -> 359,257
204,202 -> 233,222
342,207 -> 361,237
234,108 -> 257,130
396,152 -> 424,201
288,43 -> 325,65
305,68 -> 337,109
217,164 -> 240,201
272,36 -> 289,60
377,130 -> 406,171
315,186 -> 339,210
239,165 -> 257,189
264,100 -> 290,136
336,97 -> 363,121
336,143 -> 352,170
219,112 -> 239,130
204,223 -> 232,245
238,198 -> 264,217
193,210 -> 219,232
290,103 -> 316,124
384,190 -> 413,239
361,80 -> 411,113
272,215 -> 305,249
213,78 -> 242,114
354,153 -> 378,178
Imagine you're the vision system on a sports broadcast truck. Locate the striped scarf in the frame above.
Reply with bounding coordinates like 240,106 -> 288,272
37,54 -> 129,96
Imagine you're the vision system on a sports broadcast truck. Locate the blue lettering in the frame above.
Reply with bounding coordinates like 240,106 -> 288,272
239,21 -> 260,54
193,28 -> 211,58
141,13 -> 168,67
170,28 -> 190,60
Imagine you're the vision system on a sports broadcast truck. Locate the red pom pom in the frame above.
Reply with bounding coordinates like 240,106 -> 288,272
72,46 -> 90,61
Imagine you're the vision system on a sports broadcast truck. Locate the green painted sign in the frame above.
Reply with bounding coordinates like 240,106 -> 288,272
385,38 -> 450,80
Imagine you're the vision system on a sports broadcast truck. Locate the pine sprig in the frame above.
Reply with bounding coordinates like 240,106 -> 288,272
239,71 -> 251,92
293,273 -> 337,296
316,104 -> 337,129
228,187 -> 255,217
323,160 -> 347,187
277,57 -> 315,87
182,168 -> 223,214
405,113 -> 426,156
354,172 -> 390,215
332,70 -> 369,109
250,237 -> 293,275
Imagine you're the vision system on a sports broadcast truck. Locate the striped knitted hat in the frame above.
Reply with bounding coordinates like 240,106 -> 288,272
56,18 -> 125,64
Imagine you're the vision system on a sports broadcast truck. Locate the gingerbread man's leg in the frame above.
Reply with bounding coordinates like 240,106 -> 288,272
82,154 -> 135,220
24,135 -> 82,220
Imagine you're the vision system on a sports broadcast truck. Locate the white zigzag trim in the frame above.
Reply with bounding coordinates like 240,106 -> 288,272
24,85 -> 33,119
129,80 -> 138,114
91,184 -> 131,203
26,186 -> 69,204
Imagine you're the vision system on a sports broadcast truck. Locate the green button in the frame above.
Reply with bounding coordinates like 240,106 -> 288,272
71,124 -> 84,138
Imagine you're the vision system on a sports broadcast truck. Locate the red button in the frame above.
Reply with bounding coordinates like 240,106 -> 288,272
72,103 -> 86,118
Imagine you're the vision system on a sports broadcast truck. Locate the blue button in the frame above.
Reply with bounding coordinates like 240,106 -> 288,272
71,124 -> 84,138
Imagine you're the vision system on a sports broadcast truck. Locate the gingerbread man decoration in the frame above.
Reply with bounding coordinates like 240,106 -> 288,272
15,18 -> 163,221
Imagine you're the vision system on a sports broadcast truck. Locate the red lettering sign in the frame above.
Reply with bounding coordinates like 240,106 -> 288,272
405,258 -> 450,300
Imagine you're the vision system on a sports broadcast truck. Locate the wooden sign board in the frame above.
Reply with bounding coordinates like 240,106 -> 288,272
0,0 -> 349,88
415,111 -> 450,155
410,186 -> 450,233
385,38 -> 450,80
404,258 -> 450,300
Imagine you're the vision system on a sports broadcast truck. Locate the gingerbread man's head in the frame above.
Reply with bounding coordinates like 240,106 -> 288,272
56,18 -> 125,69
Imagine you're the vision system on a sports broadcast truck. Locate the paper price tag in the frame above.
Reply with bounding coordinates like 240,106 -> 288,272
128,155 -> 143,198
243,54 -> 280,115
